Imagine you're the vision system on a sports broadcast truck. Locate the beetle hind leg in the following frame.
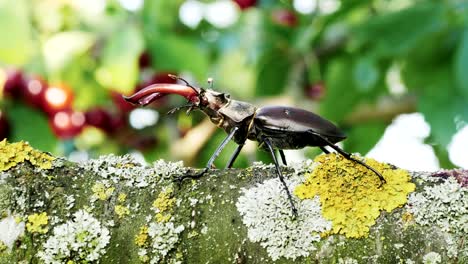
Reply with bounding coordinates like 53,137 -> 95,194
314,134 -> 386,186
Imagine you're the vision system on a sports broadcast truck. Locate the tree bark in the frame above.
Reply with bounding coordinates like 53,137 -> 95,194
0,145 -> 466,264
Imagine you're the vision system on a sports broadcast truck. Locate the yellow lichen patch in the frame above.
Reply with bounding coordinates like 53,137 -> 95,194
294,153 -> 415,238
26,212 -> 49,234
135,225 -> 149,247
0,140 -> 55,171
91,182 -> 115,201
152,187 -> 176,223
114,205 -> 130,219
117,193 -> 127,203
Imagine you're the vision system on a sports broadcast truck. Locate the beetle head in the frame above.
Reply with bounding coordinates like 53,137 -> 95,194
122,75 -> 231,116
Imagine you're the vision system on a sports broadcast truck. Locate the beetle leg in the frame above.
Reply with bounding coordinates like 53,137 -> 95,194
175,127 -> 239,183
314,133 -> 386,185
262,137 -> 298,218
226,143 -> 244,169
319,147 -> 330,154
278,150 -> 287,166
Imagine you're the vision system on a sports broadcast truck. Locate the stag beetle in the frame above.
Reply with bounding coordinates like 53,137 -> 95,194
123,75 -> 386,217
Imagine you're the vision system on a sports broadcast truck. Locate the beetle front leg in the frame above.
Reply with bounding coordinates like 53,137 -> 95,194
226,143 -> 244,168
175,127 -> 239,183
262,137 -> 298,218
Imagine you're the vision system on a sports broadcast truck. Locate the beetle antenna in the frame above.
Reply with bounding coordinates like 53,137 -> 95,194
167,103 -> 194,115
168,74 -> 200,94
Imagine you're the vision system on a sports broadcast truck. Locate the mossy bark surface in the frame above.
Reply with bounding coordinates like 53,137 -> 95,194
0,150 -> 466,264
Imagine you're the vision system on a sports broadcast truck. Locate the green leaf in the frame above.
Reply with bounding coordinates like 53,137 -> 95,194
61,56 -> 109,110
454,28 -> 468,99
215,50 -> 255,98
354,2 -> 445,57
343,121 -> 387,155
353,56 -> 379,92
96,24 -> 144,94
141,0 -> 181,32
417,67 -> 468,148
321,57 -> 360,122
8,103 -> 57,153
255,50 -> 291,96
43,31 -> 96,73
0,0 -> 34,65
147,34 -> 209,81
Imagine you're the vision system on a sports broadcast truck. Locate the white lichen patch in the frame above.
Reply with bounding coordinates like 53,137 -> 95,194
338,257 -> 359,264
81,155 -> 186,188
144,222 -> 185,263
0,214 -> 25,249
38,210 -> 110,264
422,252 -> 442,264
236,176 -> 332,261
152,159 -> 186,179
407,177 -> 467,258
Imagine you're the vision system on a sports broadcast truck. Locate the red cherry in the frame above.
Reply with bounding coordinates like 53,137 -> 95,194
21,76 -> 47,109
85,108 -> 126,134
3,69 -> 26,99
271,9 -> 298,27
85,107 -> 113,132
108,112 -> 127,133
128,135 -> 158,152
42,83 -> 74,115
138,52 -> 152,69
50,110 -> 85,139
233,0 -> 256,10
0,110 -> 11,140
305,82 -> 326,101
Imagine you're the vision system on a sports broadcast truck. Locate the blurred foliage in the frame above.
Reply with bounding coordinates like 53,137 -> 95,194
0,0 -> 467,169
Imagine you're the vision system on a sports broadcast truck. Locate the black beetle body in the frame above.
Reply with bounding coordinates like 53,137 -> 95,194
251,106 -> 347,150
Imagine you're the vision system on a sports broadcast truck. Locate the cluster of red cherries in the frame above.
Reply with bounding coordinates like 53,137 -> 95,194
0,53 -> 175,151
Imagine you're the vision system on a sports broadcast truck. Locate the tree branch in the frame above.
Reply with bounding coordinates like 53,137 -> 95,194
0,142 -> 466,263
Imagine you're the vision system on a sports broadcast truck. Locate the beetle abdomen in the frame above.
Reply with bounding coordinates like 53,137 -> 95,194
254,106 -> 346,148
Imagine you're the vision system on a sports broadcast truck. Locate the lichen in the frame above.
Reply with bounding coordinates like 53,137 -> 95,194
0,140 -> 55,171
0,215 -> 25,249
135,225 -> 149,247
236,176 -> 332,261
294,153 -> 415,238
153,187 -> 176,223
135,222 -> 184,263
91,182 -> 115,201
147,222 -> 184,262
407,177 -> 467,258
114,205 -> 130,219
37,210 -> 110,264
81,155 -> 186,189
25,212 -> 48,234
422,252 -> 442,264
118,193 -> 127,203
